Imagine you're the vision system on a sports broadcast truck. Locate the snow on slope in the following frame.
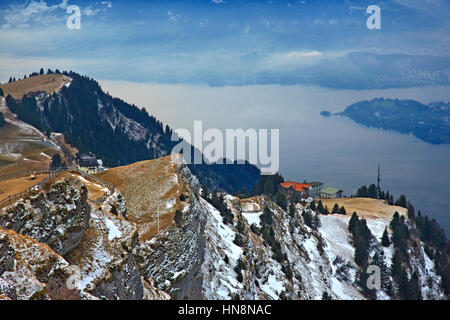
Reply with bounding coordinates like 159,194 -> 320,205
201,198 -> 244,299
201,195 -> 369,300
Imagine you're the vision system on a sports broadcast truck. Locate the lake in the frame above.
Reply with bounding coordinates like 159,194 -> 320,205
100,81 -> 450,235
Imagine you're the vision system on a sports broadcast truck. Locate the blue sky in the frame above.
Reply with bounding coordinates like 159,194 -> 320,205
0,0 -> 449,88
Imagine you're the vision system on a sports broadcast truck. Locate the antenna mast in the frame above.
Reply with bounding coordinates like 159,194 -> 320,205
377,164 -> 381,198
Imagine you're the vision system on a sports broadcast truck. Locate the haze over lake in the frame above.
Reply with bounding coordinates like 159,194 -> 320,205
101,81 -> 450,235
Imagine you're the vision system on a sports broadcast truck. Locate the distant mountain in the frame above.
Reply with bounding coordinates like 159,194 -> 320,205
327,98 -> 450,144
4,71 -> 260,193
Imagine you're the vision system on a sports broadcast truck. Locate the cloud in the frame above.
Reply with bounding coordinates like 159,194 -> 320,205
167,11 -> 181,23
84,6 -> 100,17
2,0 -> 69,27
100,1 -> 113,9
211,0 -> 226,4
260,51 -> 325,70
1,0 -> 111,29
199,19 -> 209,28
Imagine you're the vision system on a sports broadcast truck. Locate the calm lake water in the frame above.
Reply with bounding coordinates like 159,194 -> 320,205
101,81 -> 450,235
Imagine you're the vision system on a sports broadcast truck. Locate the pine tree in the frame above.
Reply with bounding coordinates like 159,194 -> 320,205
201,183 -> 209,200
354,235 -> 370,266
0,88 -> 4,97
348,212 -> 359,233
40,68 -> 44,75
310,200 -> 316,211
339,206 -> 346,215
368,184 -> 378,198
275,191 -> 287,210
51,153 -> 62,169
312,214 -> 321,230
381,228 -> 391,247
288,201 -> 296,218
406,271 -> 422,300
261,206 -> 273,226
332,203 -> 339,214
390,250 -> 403,280
321,292 -> 332,300
356,185 -> 368,197
396,194 -> 407,208
317,200 -> 325,214
407,203 -> 415,220
302,210 -> 313,229
263,178 -> 275,195
396,267 -> 409,299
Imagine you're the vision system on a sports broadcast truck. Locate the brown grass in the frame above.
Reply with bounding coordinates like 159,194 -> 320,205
0,174 -> 47,199
0,74 -> 71,100
96,156 -> 182,241
319,197 -> 407,220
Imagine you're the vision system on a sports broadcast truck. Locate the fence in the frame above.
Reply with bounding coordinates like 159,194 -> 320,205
0,166 -> 114,209
0,170 -> 53,208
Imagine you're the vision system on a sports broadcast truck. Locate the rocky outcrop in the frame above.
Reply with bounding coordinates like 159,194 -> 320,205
0,179 -> 90,256
0,227 -> 76,300
137,158 -> 206,299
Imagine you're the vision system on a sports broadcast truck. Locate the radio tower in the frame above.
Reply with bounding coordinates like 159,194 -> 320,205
377,164 -> 381,199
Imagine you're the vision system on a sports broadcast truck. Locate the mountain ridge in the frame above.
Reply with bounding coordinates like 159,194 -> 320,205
0,71 -> 260,194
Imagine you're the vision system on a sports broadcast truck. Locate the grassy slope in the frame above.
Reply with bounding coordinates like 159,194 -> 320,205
0,74 -> 71,100
320,197 -> 407,220
96,156 -> 185,241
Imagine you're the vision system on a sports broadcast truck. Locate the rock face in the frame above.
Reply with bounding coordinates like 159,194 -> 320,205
64,198 -> 145,300
0,179 -> 90,256
137,156 -> 206,299
0,177 -> 170,300
0,227 -> 74,300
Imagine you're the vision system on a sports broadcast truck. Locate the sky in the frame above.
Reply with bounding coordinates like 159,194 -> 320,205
0,0 -> 449,89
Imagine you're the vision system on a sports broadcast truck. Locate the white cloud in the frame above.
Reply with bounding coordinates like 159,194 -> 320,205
84,6 -> 100,17
211,0 -> 226,4
1,0 -> 111,28
260,51 -> 325,70
199,19 -> 209,28
2,0 -> 69,26
100,1 -> 113,9
167,11 -> 181,23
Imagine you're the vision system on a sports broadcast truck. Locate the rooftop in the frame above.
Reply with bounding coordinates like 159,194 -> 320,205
321,187 -> 342,195
306,181 -> 323,186
77,153 -> 98,168
280,181 -> 311,192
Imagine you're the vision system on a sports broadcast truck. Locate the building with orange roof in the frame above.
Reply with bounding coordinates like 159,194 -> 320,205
279,181 -> 312,199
